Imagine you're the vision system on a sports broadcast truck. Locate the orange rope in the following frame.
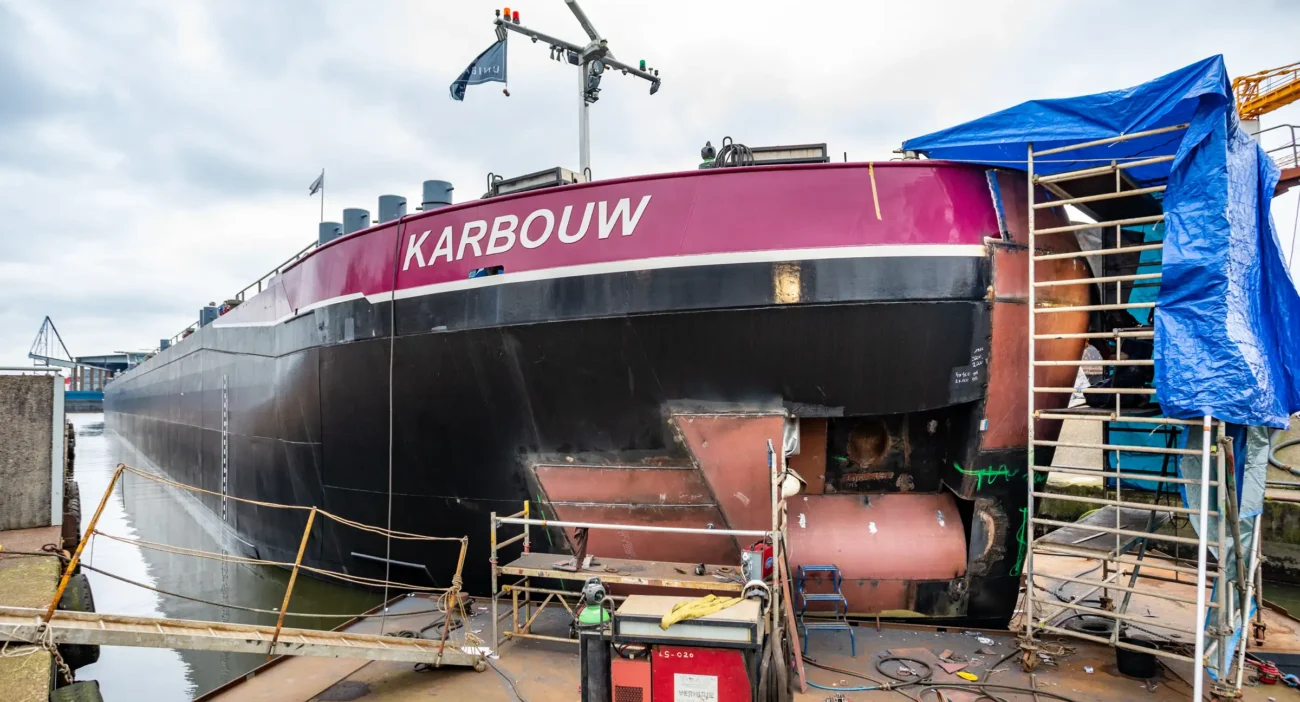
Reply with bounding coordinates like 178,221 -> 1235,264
120,465 -> 464,542
93,530 -> 455,593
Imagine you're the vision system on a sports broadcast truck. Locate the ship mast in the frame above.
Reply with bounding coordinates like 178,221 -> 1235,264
494,1 -> 661,180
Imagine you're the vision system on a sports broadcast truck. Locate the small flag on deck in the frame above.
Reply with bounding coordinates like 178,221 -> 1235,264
450,39 -> 508,102
308,170 -> 324,196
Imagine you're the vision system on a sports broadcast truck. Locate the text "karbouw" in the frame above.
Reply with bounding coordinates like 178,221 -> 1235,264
402,195 -> 652,271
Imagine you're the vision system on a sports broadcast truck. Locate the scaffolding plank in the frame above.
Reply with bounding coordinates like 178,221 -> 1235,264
1033,516 -> 1213,548
1034,214 -> 1165,236
1034,243 -> 1162,262
1030,124 -> 1189,157
1032,543 -> 1220,578
0,606 -> 483,667
1033,330 -> 1154,340
1032,185 -> 1168,209
1034,155 -> 1176,184
499,552 -> 744,591
1032,465 -> 1219,487
1032,491 -> 1217,518
1035,507 -> 1170,553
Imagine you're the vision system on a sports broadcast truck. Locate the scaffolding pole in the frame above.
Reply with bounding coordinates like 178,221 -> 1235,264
1021,124 -> 1243,695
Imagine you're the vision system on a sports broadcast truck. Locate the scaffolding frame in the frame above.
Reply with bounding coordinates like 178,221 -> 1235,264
1021,124 -> 1253,699
489,441 -> 789,651
488,509 -> 776,649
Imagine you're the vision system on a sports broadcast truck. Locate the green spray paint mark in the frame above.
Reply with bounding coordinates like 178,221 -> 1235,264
951,462 -> 1019,490
1010,506 -> 1028,577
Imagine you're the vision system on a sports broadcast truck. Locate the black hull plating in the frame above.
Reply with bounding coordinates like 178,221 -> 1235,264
106,255 -> 1025,623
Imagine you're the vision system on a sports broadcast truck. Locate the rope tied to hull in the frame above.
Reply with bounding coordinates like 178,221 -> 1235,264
0,623 -> 73,685
41,463 -> 482,665
118,465 -> 464,542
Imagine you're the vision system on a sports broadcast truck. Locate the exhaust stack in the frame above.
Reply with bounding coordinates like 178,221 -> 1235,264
318,221 -> 343,245
342,208 -> 371,234
421,180 -> 454,211
377,195 -> 407,223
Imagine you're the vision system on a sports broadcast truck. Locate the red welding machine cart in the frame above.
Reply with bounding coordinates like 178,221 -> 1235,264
599,594 -> 765,702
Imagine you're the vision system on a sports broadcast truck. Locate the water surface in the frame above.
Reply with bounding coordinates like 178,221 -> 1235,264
73,413 -> 382,700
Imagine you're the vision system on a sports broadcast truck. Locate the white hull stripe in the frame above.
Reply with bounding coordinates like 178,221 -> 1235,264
213,243 -> 986,329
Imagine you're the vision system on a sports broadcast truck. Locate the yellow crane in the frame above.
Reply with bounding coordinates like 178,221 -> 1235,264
1233,60 -> 1300,120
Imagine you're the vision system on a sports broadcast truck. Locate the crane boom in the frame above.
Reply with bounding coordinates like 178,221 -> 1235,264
1233,60 -> 1300,121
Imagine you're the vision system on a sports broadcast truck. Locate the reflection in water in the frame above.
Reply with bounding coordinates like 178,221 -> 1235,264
73,414 -> 382,700
1265,581 -> 1300,618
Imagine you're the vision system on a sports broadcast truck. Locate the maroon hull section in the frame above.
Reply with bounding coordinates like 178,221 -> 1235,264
533,465 -> 712,505
215,162 -> 997,330
790,494 -> 968,614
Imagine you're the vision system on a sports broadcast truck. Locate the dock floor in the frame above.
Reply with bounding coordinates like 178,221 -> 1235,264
199,587 -> 1298,702
0,525 -> 63,701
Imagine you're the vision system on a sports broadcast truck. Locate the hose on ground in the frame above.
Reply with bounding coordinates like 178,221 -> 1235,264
1269,427 -> 1300,474
806,679 -> 880,692
804,655 -> 913,700
804,655 -> 1090,702
488,659 -> 528,702
756,624 -> 792,702
875,656 -> 933,684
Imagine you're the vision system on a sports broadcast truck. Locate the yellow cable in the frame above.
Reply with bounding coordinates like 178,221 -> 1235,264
660,594 -> 744,630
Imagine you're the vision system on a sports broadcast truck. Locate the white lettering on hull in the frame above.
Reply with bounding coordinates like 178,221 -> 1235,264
457,220 -> 488,260
402,230 -> 430,270
557,202 -> 594,244
430,226 -> 454,263
520,208 -> 555,249
401,195 -> 652,271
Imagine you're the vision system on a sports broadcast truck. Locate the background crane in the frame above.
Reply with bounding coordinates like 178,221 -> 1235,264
1234,60 -> 1300,121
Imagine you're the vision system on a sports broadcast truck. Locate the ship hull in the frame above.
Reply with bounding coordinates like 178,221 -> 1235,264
107,162 -> 1089,625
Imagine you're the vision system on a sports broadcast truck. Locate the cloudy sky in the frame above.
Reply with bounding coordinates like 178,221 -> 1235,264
1,0 -> 1298,366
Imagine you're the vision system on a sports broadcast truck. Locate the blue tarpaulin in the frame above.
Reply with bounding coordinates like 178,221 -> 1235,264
903,56 -> 1300,428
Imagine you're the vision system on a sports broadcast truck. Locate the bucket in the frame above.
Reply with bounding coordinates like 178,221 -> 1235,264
1116,637 -> 1159,678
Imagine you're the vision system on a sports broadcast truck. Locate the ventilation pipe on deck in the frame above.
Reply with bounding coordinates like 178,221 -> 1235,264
377,195 -> 407,223
342,208 -> 371,235
420,180 -> 454,211
199,305 -> 219,328
318,221 -> 343,245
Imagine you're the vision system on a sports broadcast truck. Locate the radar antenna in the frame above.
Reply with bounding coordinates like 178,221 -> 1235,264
494,1 -> 661,179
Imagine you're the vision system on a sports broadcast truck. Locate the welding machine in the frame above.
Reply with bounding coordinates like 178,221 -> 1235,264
577,578 -> 613,702
740,540 -> 773,582
599,594 -> 765,702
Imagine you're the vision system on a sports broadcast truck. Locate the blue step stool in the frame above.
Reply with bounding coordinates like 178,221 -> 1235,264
795,564 -> 855,657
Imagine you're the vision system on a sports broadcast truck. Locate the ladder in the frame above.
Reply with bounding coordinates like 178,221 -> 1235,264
0,606 -> 486,669
795,564 -> 854,657
1022,124 -> 1251,699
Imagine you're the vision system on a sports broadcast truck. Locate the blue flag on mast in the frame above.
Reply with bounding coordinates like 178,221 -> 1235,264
449,40 -> 507,101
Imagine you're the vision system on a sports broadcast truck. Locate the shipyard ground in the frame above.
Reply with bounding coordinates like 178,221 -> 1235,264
0,525 -> 63,700
201,588 -> 1300,702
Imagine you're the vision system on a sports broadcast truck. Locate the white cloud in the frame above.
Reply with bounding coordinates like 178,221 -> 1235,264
1,0 -> 1298,363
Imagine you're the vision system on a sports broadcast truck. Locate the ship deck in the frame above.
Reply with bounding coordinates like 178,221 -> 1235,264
199,583 -> 1300,701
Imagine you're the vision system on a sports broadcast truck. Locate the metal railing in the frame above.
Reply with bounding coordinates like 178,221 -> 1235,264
1022,124 -> 1250,700
232,240 -> 317,304
19,463 -> 483,673
159,240 -> 318,353
1257,123 -> 1299,170
488,506 -> 777,650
